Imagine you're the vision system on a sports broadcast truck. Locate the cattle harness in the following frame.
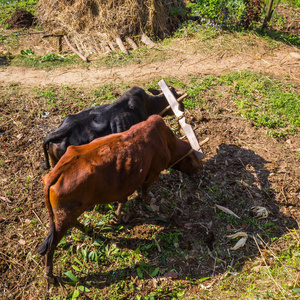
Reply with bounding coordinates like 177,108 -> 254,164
158,79 -> 207,169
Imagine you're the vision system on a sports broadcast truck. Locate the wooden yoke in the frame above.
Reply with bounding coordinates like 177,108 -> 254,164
158,79 -> 205,160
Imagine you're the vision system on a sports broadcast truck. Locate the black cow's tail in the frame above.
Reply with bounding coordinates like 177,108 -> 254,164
41,139 -> 50,170
41,125 -> 74,170
37,174 -> 59,256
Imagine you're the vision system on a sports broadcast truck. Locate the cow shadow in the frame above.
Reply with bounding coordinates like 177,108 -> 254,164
59,143 -> 298,290
202,143 -> 298,230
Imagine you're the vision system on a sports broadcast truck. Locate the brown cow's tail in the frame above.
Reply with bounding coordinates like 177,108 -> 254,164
37,221 -> 54,256
37,174 -> 59,256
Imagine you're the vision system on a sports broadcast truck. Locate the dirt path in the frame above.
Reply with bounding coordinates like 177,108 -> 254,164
1,49 -> 300,87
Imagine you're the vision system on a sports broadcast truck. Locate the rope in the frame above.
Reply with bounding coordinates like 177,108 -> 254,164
167,148 -> 194,170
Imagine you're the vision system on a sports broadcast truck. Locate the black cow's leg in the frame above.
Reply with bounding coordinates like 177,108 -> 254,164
111,198 -> 127,224
73,219 -> 87,232
73,219 -> 93,236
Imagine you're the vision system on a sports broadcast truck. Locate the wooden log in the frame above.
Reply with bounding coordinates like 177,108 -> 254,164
104,44 -> 111,53
141,34 -> 157,48
95,43 -> 103,54
125,37 -> 138,50
158,81 -> 184,117
100,41 -> 111,53
179,117 -> 204,160
64,36 -> 88,62
116,35 -> 128,54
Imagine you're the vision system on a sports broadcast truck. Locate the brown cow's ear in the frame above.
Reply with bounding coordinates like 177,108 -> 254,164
148,88 -> 161,95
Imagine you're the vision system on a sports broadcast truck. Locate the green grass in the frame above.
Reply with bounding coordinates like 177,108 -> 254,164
8,52 -> 86,70
217,71 -> 300,136
56,227 -> 300,299
286,0 -> 300,8
165,71 -> 299,137
161,72 -> 300,138
256,28 -> 300,48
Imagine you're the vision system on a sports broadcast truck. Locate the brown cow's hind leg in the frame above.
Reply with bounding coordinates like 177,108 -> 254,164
44,225 -> 69,282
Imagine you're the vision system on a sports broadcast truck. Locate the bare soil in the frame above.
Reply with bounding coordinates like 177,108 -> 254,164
0,46 -> 300,87
5,9 -> 36,29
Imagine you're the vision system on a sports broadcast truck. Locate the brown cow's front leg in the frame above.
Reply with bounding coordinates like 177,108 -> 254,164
141,186 -> 151,202
140,171 -> 161,202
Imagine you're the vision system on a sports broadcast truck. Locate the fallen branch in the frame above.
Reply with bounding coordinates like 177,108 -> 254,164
159,93 -> 188,116
126,37 -> 138,50
32,209 -> 45,227
108,41 -> 116,52
0,196 -> 12,203
199,137 -> 209,146
64,35 -> 89,62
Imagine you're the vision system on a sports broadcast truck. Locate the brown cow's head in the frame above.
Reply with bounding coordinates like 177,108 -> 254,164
171,151 -> 203,175
164,130 -> 204,176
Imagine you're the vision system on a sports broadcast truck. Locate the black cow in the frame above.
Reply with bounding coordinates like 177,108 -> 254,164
41,86 -> 183,169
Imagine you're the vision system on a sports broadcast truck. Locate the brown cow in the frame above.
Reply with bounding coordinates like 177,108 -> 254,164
37,115 -> 203,281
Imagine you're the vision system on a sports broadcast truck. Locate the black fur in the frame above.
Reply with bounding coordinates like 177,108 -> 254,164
37,223 -> 55,256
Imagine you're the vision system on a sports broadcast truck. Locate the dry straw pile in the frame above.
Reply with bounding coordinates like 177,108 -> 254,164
38,0 -> 187,54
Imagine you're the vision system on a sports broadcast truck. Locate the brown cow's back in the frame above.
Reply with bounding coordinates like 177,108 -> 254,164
44,115 -> 172,212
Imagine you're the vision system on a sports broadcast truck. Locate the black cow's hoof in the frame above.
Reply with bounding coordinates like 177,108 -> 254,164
109,216 -> 121,226
45,274 -> 56,284
40,161 -> 49,170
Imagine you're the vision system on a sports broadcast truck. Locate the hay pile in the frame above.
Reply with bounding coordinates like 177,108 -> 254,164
38,0 -> 187,54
